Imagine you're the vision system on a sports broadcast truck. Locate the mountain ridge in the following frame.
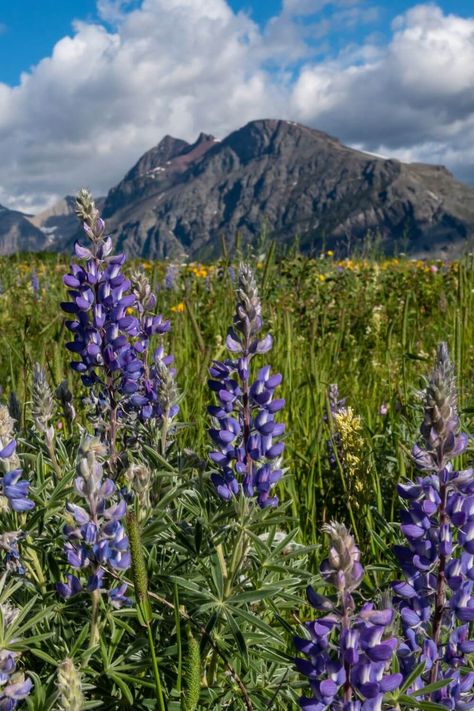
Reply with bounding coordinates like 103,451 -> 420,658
2,119 -> 474,258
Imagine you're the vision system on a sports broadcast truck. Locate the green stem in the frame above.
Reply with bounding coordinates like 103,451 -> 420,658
126,510 -> 166,710
174,584 -> 182,695
90,589 -> 100,647
147,621 -> 167,711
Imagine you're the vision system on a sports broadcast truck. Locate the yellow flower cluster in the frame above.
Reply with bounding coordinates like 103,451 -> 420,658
188,264 -> 209,278
171,302 -> 185,313
333,407 -> 364,495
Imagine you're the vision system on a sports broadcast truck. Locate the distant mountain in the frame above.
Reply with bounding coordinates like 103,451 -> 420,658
2,119 -> 474,257
100,119 -> 474,259
27,195 -> 105,249
0,205 -> 48,254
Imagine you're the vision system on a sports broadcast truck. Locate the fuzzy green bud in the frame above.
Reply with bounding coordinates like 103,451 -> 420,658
126,510 -> 152,626
183,626 -> 201,711
32,363 -> 54,441
57,658 -> 84,711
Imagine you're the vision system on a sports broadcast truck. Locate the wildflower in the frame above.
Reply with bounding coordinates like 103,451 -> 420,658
123,463 -> 152,513
31,363 -> 54,442
0,407 -> 17,450
0,440 -> 34,513
164,263 -> 179,290
295,522 -> 401,709
0,532 -> 26,575
57,435 -> 130,606
61,190 -> 175,453
30,271 -> 39,297
171,302 -> 185,313
61,193 -> 139,443
393,343 -> 474,705
0,602 -> 33,708
327,392 -> 365,498
120,271 -> 179,435
6,396 -> 20,433
208,263 -> 285,508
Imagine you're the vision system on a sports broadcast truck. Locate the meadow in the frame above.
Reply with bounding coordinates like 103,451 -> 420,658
0,202 -> 473,710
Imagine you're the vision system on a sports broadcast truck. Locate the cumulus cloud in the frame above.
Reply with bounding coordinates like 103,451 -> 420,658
0,0 -> 473,212
0,0 -> 284,211
290,3 -> 474,183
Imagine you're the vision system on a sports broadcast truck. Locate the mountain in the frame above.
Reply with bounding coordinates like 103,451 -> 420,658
0,205 -> 49,255
2,119 -> 474,257
27,195 -> 105,249
100,119 -> 474,259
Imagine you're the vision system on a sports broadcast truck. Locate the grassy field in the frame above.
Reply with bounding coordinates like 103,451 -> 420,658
0,248 -> 473,709
3,251 -> 473,542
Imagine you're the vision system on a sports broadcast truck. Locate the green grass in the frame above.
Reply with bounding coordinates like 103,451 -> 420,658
2,251 -> 473,554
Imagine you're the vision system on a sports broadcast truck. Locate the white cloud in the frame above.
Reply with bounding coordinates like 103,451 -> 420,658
0,0 -> 283,212
0,1 -> 473,212
289,3 -> 474,181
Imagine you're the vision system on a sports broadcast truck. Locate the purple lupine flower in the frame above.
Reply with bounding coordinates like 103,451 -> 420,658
57,435 -> 130,606
0,532 -> 26,575
30,271 -> 39,297
62,193 -> 176,455
0,440 -> 34,513
295,522 -> 401,709
0,602 -> 33,709
164,263 -> 179,290
61,190 -> 142,452
208,263 -> 285,508
126,270 -> 178,429
393,343 -> 474,705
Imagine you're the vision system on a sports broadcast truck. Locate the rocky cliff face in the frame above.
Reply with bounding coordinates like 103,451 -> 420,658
0,205 -> 49,255
27,195 -> 106,250
100,119 -> 474,259
2,119 -> 474,257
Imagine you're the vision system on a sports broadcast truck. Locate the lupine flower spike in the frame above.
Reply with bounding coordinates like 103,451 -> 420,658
31,363 -> 54,443
56,658 -> 84,711
208,263 -> 285,508
61,190 -> 142,456
57,435 -> 130,607
295,522 -> 401,709
393,342 -> 474,706
127,269 -> 179,433
62,191 -> 176,460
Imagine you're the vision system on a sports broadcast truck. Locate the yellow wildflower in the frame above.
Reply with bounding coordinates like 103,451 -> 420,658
171,302 -> 185,313
333,407 -> 364,494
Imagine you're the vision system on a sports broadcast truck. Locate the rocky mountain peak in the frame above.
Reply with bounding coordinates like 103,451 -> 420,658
2,119 -> 474,259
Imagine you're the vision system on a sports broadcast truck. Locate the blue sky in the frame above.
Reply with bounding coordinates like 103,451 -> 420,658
0,0 -> 473,211
1,0 -> 471,85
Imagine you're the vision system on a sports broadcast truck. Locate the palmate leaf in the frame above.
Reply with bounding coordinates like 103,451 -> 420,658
228,585 -> 281,604
227,605 -> 284,645
224,609 -> 248,667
